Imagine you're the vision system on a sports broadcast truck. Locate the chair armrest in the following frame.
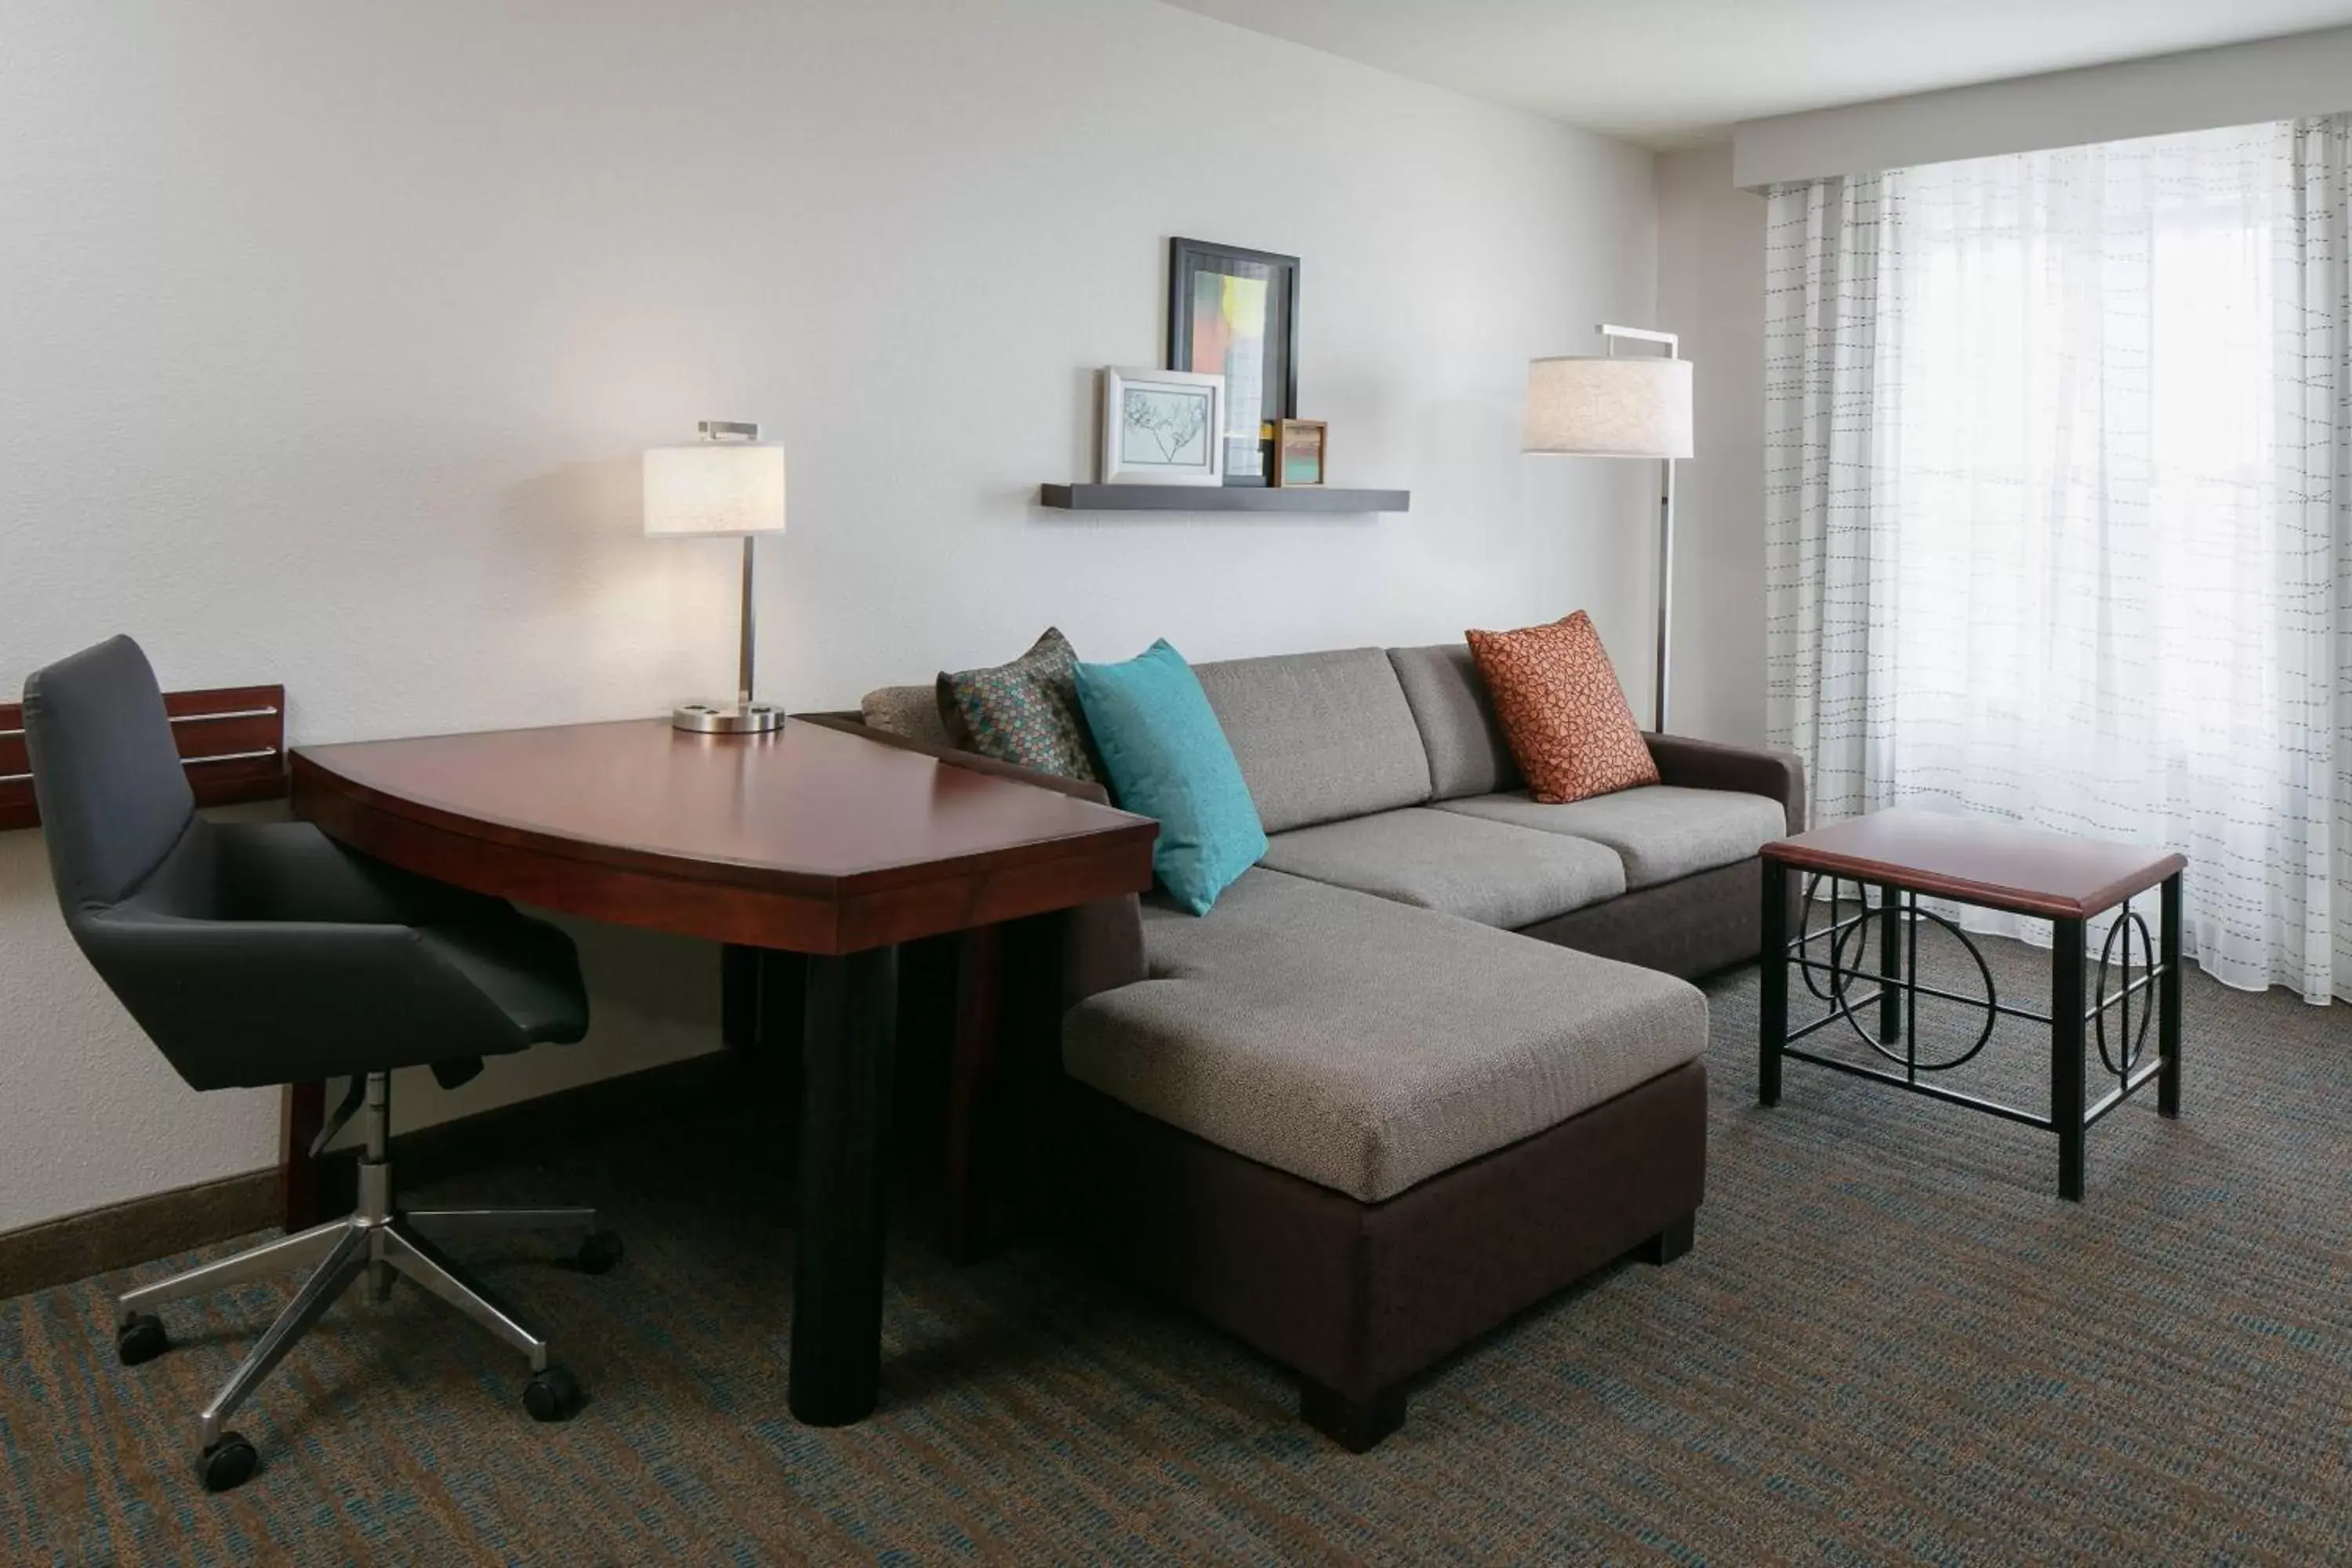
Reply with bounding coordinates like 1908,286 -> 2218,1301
210,821 -> 514,926
793,711 -> 1146,1002
1644,734 -> 1809,835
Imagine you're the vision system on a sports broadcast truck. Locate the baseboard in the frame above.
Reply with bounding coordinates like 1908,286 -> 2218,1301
0,1168 -> 281,1301
0,1051 -> 739,1301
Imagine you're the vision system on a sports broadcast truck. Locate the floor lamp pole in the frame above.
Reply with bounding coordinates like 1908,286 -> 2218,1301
1653,454 -> 1675,735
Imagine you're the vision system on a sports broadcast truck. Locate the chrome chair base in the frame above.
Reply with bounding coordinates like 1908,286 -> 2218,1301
111,1073 -> 615,1490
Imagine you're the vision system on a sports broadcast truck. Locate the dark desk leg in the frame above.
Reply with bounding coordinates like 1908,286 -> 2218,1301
280,1082 -> 324,1232
721,945 -> 754,1047
2158,872 -> 2183,1117
2052,918 -> 2087,1201
1760,858 -> 1787,1107
724,946 -> 806,1084
1878,882 -> 1904,1044
721,945 -> 761,1048
943,925 -> 1003,1266
790,946 -> 898,1426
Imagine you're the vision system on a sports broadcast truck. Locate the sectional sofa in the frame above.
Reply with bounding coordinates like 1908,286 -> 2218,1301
818,641 -> 1803,1450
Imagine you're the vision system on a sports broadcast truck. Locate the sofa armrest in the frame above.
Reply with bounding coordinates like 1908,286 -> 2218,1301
794,710 -> 1148,1004
1643,733 -> 1808,836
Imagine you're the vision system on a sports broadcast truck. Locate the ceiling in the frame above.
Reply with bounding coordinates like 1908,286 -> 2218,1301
1157,0 -> 2352,147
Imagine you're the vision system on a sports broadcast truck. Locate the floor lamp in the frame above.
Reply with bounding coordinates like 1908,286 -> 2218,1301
1523,325 -> 1694,733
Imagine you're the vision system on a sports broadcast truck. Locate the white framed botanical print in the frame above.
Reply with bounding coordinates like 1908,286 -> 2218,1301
1099,366 -> 1225,485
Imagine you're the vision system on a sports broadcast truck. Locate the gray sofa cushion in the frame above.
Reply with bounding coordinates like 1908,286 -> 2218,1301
1387,643 -> 1521,800
1435,784 -> 1787,890
1258,808 -> 1623,929
1191,648 -> 1432,833
1062,868 -> 1708,1203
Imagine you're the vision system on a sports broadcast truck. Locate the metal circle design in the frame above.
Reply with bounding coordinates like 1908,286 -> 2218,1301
2094,906 -> 2156,1076
1798,874 -> 1833,1000
1801,875 -> 1999,1073
1798,875 -> 1865,1004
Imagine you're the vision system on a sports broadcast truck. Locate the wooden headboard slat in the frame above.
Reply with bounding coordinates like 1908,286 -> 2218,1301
0,683 -> 289,833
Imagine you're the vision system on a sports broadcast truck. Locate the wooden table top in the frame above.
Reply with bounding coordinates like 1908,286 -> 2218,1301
1763,807 -> 2184,920
291,717 -> 1159,954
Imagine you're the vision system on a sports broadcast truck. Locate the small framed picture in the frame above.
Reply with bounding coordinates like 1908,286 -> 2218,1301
1100,367 -> 1226,485
1270,419 -> 1327,488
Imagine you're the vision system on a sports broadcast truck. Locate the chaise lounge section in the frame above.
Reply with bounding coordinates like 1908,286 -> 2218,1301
1056,866 -> 1709,1448
820,638 -> 1804,1448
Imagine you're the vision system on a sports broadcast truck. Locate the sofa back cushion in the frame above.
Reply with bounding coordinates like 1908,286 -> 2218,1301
1386,643 -> 1523,800
1189,648 -> 1432,833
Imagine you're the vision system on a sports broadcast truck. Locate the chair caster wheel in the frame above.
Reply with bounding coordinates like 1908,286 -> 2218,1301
118,1313 -> 169,1366
524,1365 -> 584,1422
573,1231 -> 623,1276
200,1432 -> 259,1492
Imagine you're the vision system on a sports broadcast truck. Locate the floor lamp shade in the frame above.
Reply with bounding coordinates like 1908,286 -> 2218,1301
1522,331 -> 1692,736
1523,356 -> 1693,459
642,441 -> 787,537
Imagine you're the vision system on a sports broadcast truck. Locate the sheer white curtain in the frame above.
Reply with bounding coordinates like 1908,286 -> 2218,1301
1766,118 -> 2352,1001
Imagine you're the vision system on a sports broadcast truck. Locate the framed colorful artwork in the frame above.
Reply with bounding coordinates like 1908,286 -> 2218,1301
1166,238 -> 1299,487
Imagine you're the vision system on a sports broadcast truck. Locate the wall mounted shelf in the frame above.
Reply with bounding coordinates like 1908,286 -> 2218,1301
1038,484 -> 1410,514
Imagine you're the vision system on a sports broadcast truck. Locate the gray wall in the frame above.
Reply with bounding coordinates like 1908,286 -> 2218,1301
1653,147 -> 1766,747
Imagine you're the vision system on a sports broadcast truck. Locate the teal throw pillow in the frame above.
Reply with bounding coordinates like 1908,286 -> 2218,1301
1073,640 -> 1265,916
936,627 -> 1102,782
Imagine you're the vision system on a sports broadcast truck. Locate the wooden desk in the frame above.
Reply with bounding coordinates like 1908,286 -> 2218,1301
290,717 -> 1156,1425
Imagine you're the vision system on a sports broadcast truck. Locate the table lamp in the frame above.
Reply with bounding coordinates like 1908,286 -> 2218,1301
643,419 -> 788,734
1523,325 -> 1693,732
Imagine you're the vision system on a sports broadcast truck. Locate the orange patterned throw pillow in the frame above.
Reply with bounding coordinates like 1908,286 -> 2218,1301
1465,612 -> 1658,804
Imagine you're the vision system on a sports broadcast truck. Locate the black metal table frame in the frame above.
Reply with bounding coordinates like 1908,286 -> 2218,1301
1759,862 -> 2183,1200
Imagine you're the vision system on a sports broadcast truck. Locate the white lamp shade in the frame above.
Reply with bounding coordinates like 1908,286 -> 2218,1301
1523,356 -> 1693,459
642,441 -> 787,537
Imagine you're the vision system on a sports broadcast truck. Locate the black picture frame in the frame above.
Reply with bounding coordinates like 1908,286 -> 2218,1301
1167,237 -> 1300,487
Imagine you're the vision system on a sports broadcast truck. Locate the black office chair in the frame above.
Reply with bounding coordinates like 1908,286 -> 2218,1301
23,636 -> 621,1493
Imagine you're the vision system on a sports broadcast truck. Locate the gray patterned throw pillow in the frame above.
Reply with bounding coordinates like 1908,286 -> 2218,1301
936,627 -> 1103,783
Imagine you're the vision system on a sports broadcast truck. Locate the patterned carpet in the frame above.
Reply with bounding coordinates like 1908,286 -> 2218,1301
3,931 -> 2349,1565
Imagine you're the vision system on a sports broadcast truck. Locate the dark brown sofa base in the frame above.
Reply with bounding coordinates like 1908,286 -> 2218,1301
1054,1058 -> 1708,1450
1521,858 -> 1763,980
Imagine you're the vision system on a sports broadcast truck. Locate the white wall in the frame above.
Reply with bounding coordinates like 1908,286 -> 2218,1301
1735,24 -> 2352,187
1653,147 -> 1766,748
0,0 -> 1660,1232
